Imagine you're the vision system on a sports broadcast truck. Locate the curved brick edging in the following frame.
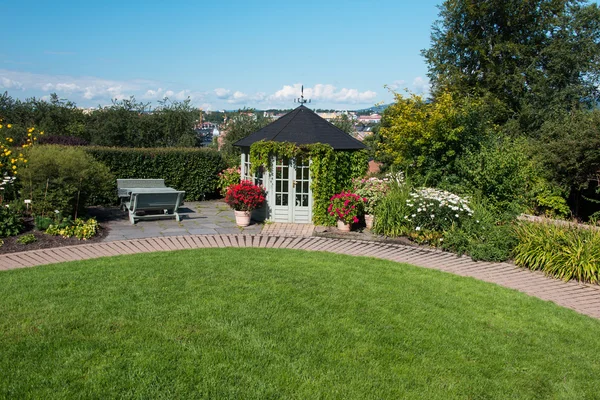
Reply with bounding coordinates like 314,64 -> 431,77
0,234 -> 599,319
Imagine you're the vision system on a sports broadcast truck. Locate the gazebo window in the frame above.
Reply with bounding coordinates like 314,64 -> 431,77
242,152 -> 263,186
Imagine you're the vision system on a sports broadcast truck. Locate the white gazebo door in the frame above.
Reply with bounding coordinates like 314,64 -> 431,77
291,156 -> 311,223
272,156 -> 292,222
271,155 -> 311,223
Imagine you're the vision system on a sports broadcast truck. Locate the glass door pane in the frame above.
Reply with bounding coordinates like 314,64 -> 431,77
274,156 -> 289,206
294,156 -> 310,208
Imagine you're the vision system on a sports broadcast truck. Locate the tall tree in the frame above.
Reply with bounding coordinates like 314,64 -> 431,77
423,0 -> 600,130
220,111 -> 271,166
331,114 -> 355,135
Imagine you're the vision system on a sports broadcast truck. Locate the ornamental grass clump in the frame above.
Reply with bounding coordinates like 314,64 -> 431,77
224,180 -> 266,212
353,177 -> 390,215
328,191 -> 366,224
514,222 -> 600,283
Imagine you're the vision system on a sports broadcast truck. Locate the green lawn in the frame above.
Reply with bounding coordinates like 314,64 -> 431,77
1,248 -> 599,399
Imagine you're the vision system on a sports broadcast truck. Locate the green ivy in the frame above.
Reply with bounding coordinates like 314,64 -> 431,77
249,141 -> 368,225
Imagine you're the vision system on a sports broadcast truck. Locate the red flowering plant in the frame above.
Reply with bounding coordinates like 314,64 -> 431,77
327,191 -> 366,224
224,180 -> 266,212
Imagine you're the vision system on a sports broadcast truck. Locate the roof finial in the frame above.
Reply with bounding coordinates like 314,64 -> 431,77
294,85 -> 311,106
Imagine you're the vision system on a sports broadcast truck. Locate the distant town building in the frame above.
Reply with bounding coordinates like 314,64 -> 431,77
357,114 -> 381,124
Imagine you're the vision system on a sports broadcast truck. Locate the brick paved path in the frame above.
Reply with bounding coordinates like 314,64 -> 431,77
261,223 -> 315,237
0,235 -> 598,319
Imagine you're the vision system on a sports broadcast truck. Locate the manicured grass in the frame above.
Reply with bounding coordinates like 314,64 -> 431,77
1,248 -> 600,399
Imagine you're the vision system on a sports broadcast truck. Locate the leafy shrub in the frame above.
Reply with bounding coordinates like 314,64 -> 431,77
353,177 -> 390,215
34,215 -> 53,231
217,167 -> 241,195
19,145 -> 114,217
453,137 -> 534,213
38,135 -> 89,146
442,202 -> 517,262
46,218 -> 98,240
0,206 -> 24,238
16,234 -> 37,245
328,192 -> 366,224
514,222 -> 600,283
86,147 -> 226,201
224,181 -> 266,212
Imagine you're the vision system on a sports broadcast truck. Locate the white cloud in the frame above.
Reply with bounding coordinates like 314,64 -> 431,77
268,83 -> 377,104
412,77 -> 430,95
0,69 -> 380,109
214,88 -> 231,99
0,77 -> 24,90
0,69 -> 203,105
387,80 -> 406,90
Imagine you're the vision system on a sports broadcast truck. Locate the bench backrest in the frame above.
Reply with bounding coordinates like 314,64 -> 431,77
130,191 -> 185,212
117,179 -> 166,189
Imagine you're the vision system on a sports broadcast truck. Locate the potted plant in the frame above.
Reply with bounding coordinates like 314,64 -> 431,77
328,191 -> 366,232
225,180 -> 266,227
353,177 -> 390,230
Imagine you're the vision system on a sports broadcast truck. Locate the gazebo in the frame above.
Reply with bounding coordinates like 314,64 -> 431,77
234,105 -> 366,223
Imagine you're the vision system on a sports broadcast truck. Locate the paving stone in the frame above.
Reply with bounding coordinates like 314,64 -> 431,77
161,228 -> 188,233
215,227 -> 244,235
187,228 -> 219,235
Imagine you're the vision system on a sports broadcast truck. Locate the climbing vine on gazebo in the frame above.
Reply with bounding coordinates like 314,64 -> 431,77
249,140 -> 368,225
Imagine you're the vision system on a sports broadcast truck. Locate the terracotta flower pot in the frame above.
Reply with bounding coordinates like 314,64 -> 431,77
364,214 -> 374,230
234,210 -> 251,227
337,219 -> 351,232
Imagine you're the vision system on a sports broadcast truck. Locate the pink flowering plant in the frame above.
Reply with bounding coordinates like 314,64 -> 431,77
353,177 -> 391,215
328,191 -> 366,224
217,167 -> 241,195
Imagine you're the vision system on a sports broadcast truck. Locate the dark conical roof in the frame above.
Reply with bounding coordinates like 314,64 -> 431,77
233,105 -> 366,150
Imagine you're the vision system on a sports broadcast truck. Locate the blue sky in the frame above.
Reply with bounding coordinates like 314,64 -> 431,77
1,0 -> 441,110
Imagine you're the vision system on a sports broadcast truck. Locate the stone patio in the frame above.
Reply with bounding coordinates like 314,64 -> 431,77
90,200 -> 263,241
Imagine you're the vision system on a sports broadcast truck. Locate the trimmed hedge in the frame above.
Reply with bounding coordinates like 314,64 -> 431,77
85,147 -> 226,201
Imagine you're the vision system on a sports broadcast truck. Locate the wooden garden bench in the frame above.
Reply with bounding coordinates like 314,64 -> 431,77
125,190 -> 185,224
117,179 -> 167,204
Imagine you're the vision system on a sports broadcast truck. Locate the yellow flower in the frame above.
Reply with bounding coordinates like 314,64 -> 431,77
40,131 -> 44,135
0,125 -> 3,129
12,171 -> 16,175
8,139 -> 13,143
27,133 -> 32,137
23,159 -> 27,163
6,124 -> 11,129
33,137 -> 37,141
12,165 -> 16,170
27,128 -> 34,133
5,150 -> 11,156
